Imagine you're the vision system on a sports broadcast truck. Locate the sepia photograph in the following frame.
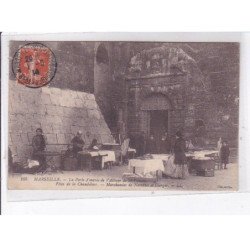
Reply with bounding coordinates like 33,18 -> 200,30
7,40 -> 239,191
2,1 -> 250,248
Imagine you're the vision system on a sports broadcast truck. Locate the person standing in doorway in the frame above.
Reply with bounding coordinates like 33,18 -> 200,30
145,134 -> 157,154
137,131 -> 147,156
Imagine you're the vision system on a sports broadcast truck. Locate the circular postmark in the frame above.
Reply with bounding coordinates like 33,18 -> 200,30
12,42 -> 57,88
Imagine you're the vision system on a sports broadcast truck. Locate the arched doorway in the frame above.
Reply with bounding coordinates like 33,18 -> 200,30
141,94 -> 172,146
96,43 -> 109,64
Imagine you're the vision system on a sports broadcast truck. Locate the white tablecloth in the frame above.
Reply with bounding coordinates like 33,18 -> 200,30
151,154 -> 171,161
128,159 -> 165,174
128,148 -> 136,153
89,150 -> 116,161
186,150 -> 218,160
78,150 -> 116,170
88,150 -> 116,169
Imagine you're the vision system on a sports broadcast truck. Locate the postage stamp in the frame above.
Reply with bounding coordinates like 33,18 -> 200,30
5,37 -> 240,192
12,42 -> 57,88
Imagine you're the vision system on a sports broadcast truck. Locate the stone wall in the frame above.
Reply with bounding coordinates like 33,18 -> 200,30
9,81 -> 113,162
8,41 -> 239,153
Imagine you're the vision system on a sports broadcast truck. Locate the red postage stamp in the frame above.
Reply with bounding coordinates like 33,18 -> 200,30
12,43 -> 57,88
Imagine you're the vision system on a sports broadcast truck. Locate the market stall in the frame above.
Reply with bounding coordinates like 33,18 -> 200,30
123,157 -> 164,182
78,150 -> 116,170
124,149 -> 218,181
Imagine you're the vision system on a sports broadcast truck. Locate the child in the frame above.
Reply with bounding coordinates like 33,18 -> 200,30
217,137 -> 223,170
220,141 -> 230,169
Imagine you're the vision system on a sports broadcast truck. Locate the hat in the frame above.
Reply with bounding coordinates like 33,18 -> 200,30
77,130 -> 83,135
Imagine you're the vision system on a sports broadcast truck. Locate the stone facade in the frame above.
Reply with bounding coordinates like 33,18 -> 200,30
9,41 -> 239,160
123,46 -> 210,143
109,43 -> 239,146
9,81 -> 113,162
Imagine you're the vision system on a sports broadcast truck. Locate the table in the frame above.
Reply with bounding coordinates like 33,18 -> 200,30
150,151 -> 217,177
128,158 -> 165,175
78,150 -> 116,170
101,143 -> 120,149
101,143 -> 121,162
151,154 -> 171,161
90,150 -> 116,169
35,151 -> 63,174
186,150 -> 218,159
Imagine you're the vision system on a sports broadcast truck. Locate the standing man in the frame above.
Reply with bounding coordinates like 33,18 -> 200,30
71,131 -> 85,157
32,128 -> 47,170
71,131 -> 85,170
173,131 -> 188,179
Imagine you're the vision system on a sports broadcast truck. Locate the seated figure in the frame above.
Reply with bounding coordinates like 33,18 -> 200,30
88,139 -> 99,151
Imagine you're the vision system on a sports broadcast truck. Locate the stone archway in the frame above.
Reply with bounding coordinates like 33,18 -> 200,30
141,93 -> 172,111
96,43 -> 109,64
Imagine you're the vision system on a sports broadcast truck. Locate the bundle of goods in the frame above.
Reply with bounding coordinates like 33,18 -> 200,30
11,159 -> 41,174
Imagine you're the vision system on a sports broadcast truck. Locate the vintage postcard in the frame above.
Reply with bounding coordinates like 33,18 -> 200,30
5,37 -> 239,191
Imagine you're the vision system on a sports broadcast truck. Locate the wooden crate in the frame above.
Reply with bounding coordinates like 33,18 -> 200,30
191,159 -> 215,171
197,169 -> 215,177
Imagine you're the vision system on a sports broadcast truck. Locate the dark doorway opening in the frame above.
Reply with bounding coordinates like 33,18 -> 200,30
150,110 -> 168,149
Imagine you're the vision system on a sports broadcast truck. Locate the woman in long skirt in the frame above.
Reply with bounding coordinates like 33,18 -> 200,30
173,131 -> 189,179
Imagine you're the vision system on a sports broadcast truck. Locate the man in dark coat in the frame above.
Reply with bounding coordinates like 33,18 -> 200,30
220,141 -> 230,169
71,131 -> 85,157
145,134 -> 158,154
32,128 -> 46,170
69,131 -> 85,170
173,131 -> 186,165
